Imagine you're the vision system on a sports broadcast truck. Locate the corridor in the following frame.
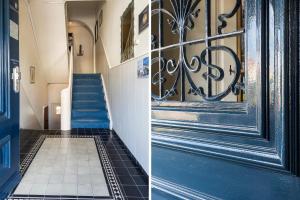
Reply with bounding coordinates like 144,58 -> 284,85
0,0 -> 149,199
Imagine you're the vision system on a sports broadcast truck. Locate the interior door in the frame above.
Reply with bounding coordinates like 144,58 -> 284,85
151,0 -> 300,199
0,0 -> 20,198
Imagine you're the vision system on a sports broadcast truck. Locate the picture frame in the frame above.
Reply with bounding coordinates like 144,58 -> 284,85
137,57 -> 149,78
139,5 -> 149,34
95,20 -> 99,42
98,9 -> 103,28
30,66 -> 35,84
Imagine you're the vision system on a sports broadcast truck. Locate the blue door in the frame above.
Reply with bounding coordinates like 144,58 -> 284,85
0,0 -> 20,198
151,0 -> 300,199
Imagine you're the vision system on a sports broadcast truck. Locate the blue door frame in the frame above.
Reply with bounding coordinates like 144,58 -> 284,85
151,0 -> 300,199
0,0 -> 20,198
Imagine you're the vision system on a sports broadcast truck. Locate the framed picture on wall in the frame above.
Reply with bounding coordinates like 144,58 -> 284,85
137,57 -> 149,78
98,9 -> 103,28
139,5 -> 149,33
95,20 -> 99,42
30,66 -> 35,84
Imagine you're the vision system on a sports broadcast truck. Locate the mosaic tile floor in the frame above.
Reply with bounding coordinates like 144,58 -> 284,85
14,138 -> 109,197
8,129 -> 148,200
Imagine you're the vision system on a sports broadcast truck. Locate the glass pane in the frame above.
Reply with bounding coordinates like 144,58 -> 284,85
151,1 -> 160,49
161,0 -> 179,47
151,47 -> 181,101
151,0 -> 246,102
210,0 -> 245,36
185,0 -> 206,41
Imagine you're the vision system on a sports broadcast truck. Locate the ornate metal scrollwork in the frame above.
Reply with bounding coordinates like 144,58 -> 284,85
151,0 -> 245,102
218,0 -> 242,34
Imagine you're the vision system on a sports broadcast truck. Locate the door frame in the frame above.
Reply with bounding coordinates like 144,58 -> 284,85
151,0 -> 300,199
286,0 -> 300,176
0,0 -> 21,198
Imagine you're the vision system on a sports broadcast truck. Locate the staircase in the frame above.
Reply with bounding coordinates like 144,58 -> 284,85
71,74 -> 110,129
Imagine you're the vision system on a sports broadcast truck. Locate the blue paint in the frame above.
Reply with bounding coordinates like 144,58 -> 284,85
71,74 -> 110,129
151,0 -> 300,199
0,0 -> 21,198
152,145 -> 300,200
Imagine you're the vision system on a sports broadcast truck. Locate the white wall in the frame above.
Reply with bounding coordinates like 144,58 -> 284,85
96,0 -> 149,174
27,0 -> 69,83
69,22 -> 94,73
48,84 -> 68,105
48,84 -> 68,129
95,36 -> 109,92
109,56 -> 149,174
99,0 -> 149,67
20,0 -> 48,129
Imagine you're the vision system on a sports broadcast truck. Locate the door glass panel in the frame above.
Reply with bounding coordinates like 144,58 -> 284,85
151,0 -> 245,102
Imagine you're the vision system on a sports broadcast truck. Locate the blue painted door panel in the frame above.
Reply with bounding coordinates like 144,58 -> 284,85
0,0 -> 20,198
151,0 -> 300,199
152,145 -> 300,200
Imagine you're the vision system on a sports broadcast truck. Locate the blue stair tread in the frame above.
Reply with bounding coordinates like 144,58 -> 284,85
72,100 -> 105,103
73,85 -> 102,91
73,74 -> 100,79
72,109 -> 108,114
72,100 -> 104,103
72,93 -> 105,101
72,122 -> 109,129
72,108 -> 106,112
73,73 -> 100,76
72,100 -> 106,106
71,119 -> 109,129
72,105 -> 106,110
73,79 -> 101,81
73,92 -> 104,95
72,110 -> 108,119
72,117 -> 109,121
72,92 -> 104,97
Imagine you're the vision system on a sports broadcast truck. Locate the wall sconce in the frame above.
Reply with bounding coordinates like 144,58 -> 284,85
77,44 -> 84,56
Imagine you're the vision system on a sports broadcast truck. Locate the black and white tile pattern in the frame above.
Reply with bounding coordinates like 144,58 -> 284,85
7,129 -> 149,200
8,129 -> 148,200
10,135 -> 122,200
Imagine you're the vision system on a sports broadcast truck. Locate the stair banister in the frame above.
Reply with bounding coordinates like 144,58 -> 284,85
61,46 -> 74,130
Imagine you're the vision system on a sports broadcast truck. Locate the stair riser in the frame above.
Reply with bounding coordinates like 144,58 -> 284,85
72,112 -> 108,119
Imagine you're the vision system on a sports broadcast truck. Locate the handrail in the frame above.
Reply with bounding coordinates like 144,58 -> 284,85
61,46 -> 74,130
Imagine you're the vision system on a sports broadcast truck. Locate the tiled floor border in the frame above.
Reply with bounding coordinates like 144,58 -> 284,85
111,130 -> 149,180
8,135 -> 125,200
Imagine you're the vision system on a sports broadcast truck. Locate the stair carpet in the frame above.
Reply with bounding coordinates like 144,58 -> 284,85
71,73 -> 110,129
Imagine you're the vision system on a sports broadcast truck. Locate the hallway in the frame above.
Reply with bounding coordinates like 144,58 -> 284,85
0,0 -> 149,198
9,129 -> 148,199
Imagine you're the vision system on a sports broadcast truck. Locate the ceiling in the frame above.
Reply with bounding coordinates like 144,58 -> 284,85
67,1 -> 104,32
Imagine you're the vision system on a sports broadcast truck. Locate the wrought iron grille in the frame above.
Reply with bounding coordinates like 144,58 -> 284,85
151,0 -> 245,102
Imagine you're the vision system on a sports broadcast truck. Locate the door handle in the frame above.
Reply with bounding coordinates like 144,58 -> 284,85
11,66 -> 21,93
